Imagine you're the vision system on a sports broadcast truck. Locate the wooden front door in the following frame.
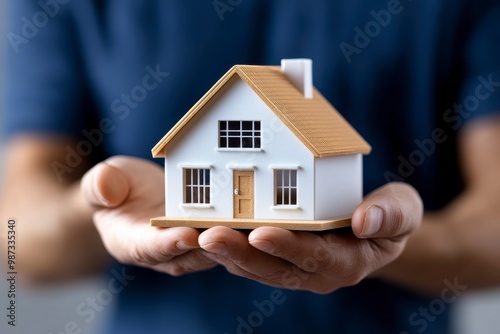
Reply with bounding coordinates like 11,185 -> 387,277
233,171 -> 254,218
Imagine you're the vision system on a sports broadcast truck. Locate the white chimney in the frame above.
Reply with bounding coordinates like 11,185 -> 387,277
281,58 -> 313,99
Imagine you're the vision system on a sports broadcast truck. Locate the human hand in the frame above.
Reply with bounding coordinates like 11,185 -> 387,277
198,182 -> 422,294
81,156 -> 216,275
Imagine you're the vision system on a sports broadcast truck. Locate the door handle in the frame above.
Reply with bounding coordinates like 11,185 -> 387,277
234,189 -> 239,195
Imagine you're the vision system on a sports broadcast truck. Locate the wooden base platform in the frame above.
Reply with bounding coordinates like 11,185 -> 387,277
150,216 -> 351,231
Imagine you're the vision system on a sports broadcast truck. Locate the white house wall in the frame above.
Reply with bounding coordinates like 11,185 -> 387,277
314,154 -> 363,219
164,76 -> 315,221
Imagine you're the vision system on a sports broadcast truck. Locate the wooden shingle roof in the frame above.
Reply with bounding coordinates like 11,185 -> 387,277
152,65 -> 371,158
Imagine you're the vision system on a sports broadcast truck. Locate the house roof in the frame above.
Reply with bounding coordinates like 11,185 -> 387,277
152,65 -> 371,158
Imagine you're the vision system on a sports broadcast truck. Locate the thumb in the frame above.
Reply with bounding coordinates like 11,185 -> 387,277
351,182 -> 423,239
81,161 -> 130,208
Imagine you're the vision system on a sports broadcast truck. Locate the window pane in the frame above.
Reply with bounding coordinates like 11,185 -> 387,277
219,121 -> 227,130
193,187 -> 198,203
254,137 -> 261,148
242,137 -> 252,148
228,121 -> 240,130
242,121 -> 252,130
192,169 -> 198,184
254,121 -> 261,130
185,169 -> 191,185
220,137 -> 227,147
276,170 -> 283,186
242,131 -> 252,136
199,170 -> 204,185
205,170 -> 210,185
205,187 -> 210,204
291,188 -> 297,205
283,170 -> 290,186
284,188 -> 290,205
291,170 -> 297,186
199,187 -> 204,204
228,137 -> 240,148
185,186 -> 192,203
276,188 -> 283,205
219,131 -> 227,136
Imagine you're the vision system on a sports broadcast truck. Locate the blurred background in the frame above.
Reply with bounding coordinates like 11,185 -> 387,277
0,0 -> 113,333
0,0 -> 499,333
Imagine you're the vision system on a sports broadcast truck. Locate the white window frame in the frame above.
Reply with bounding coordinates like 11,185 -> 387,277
273,169 -> 298,207
218,120 -> 262,150
183,168 -> 211,205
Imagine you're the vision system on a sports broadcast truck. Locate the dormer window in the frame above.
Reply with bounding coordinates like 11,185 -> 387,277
219,120 -> 261,149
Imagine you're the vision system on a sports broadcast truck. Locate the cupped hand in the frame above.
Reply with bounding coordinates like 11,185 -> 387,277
198,182 -> 422,294
81,156 -> 216,275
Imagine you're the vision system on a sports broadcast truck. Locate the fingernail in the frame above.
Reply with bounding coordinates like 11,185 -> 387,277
201,242 -> 227,255
176,241 -> 197,251
101,164 -> 130,206
250,240 -> 275,253
361,206 -> 384,238
96,191 -> 110,206
92,173 -> 110,206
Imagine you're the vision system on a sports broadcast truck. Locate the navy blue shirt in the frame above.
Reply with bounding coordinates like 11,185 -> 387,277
3,0 -> 500,333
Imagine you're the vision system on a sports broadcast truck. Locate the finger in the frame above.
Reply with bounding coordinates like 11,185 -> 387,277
81,156 -> 165,209
94,213 -> 203,267
103,156 -> 165,203
351,182 -> 423,239
249,227 -> 368,293
199,227 -> 301,286
249,227 -> 338,274
151,249 -> 218,276
82,162 -> 130,208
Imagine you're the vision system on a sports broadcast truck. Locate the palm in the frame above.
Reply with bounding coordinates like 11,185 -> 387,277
83,156 -> 217,275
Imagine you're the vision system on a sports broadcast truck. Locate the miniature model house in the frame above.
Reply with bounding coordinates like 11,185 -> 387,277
151,59 -> 371,230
